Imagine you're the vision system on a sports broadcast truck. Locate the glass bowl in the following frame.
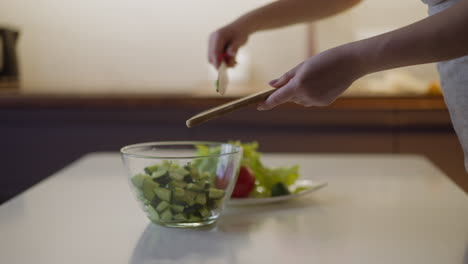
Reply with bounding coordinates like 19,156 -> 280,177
121,141 -> 242,228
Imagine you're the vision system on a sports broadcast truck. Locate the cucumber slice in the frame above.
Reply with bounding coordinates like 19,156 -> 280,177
170,204 -> 184,213
208,188 -> 225,199
131,174 -> 148,188
151,166 -> 168,178
160,209 -> 173,222
146,205 -> 160,221
156,201 -> 170,212
195,193 -> 207,205
154,187 -> 171,202
152,172 -> 171,185
198,207 -> 210,218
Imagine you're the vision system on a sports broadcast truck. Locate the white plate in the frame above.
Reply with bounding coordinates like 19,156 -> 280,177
227,179 -> 327,206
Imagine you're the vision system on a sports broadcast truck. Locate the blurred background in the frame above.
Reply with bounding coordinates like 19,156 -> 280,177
0,0 -> 465,203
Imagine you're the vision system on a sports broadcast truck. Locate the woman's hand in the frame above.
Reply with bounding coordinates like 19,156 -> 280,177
257,46 -> 366,110
208,22 -> 250,69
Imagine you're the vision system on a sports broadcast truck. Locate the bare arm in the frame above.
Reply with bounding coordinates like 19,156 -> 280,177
234,0 -> 362,34
209,0 -> 362,68
351,0 -> 468,74
258,0 -> 468,110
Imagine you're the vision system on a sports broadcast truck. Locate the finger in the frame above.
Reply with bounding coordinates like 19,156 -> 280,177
208,33 -> 225,69
225,41 -> 240,67
257,82 -> 296,111
269,62 -> 303,88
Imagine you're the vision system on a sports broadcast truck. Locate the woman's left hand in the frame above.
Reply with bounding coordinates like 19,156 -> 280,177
257,45 -> 366,110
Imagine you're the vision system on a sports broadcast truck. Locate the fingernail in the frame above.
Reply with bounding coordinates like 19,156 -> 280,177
269,79 -> 279,86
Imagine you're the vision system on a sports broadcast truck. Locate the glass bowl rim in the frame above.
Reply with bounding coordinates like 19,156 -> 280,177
120,141 -> 242,160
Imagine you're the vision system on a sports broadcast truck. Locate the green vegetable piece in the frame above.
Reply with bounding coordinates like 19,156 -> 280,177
184,204 -> 202,214
188,214 -> 202,222
195,193 -> 207,205
170,204 -> 184,213
142,177 -> 158,201
187,183 -> 203,192
293,186 -> 309,194
271,182 -> 290,197
146,205 -> 159,221
173,213 -> 187,221
174,187 -> 185,197
151,166 -> 168,178
160,209 -> 173,222
144,164 -> 160,175
169,171 -> 185,181
208,188 -> 225,199
156,201 -> 170,212
154,187 -> 171,202
168,180 -> 187,189
207,198 -> 222,210
199,207 -> 210,218
131,174 -> 148,188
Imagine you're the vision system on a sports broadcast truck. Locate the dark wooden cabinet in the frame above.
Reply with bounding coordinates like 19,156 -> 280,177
0,93 -> 465,203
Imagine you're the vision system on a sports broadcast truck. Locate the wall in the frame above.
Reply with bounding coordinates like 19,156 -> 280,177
0,0 -> 437,94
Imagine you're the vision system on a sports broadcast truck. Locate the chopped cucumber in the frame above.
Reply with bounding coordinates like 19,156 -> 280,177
156,201 -> 170,212
154,187 -> 171,202
199,207 -> 211,218
174,187 -> 185,197
169,181 -> 187,189
142,177 -> 158,201
195,193 -> 207,205
131,174 -> 148,188
208,188 -> 225,199
173,213 -> 187,221
147,205 -> 160,221
134,161 -> 226,224
170,204 -> 184,213
188,214 -> 202,222
160,209 -> 173,222
187,183 -> 203,192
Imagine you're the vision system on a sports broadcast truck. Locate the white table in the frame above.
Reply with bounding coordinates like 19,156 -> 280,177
1,153 -> 467,264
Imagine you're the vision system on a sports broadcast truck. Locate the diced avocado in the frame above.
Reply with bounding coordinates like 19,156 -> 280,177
131,174 -> 149,188
137,193 -> 150,205
188,214 -> 202,222
173,213 -> 187,221
146,205 -> 160,222
156,200 -> 170,212
198,207 -> 211,218
271,182 -> 290,197
184,190 -> 197,204
154,186 -> 171,202
170,204 -> 184,213
168,180 -> 187,189
142,177 -> 158,201
195,193 -> 207,205
174,187 -> 185,197
160,209 -> 173,222
208,188 -> 225,199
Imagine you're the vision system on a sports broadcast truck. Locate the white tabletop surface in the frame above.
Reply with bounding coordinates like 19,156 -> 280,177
1,153 -> 467,264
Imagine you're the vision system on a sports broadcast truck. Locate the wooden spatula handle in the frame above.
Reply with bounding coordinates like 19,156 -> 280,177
186,88 -> 276,128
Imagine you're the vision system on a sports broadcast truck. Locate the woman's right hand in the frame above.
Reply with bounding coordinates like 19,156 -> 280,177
208,22 -> 250,69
